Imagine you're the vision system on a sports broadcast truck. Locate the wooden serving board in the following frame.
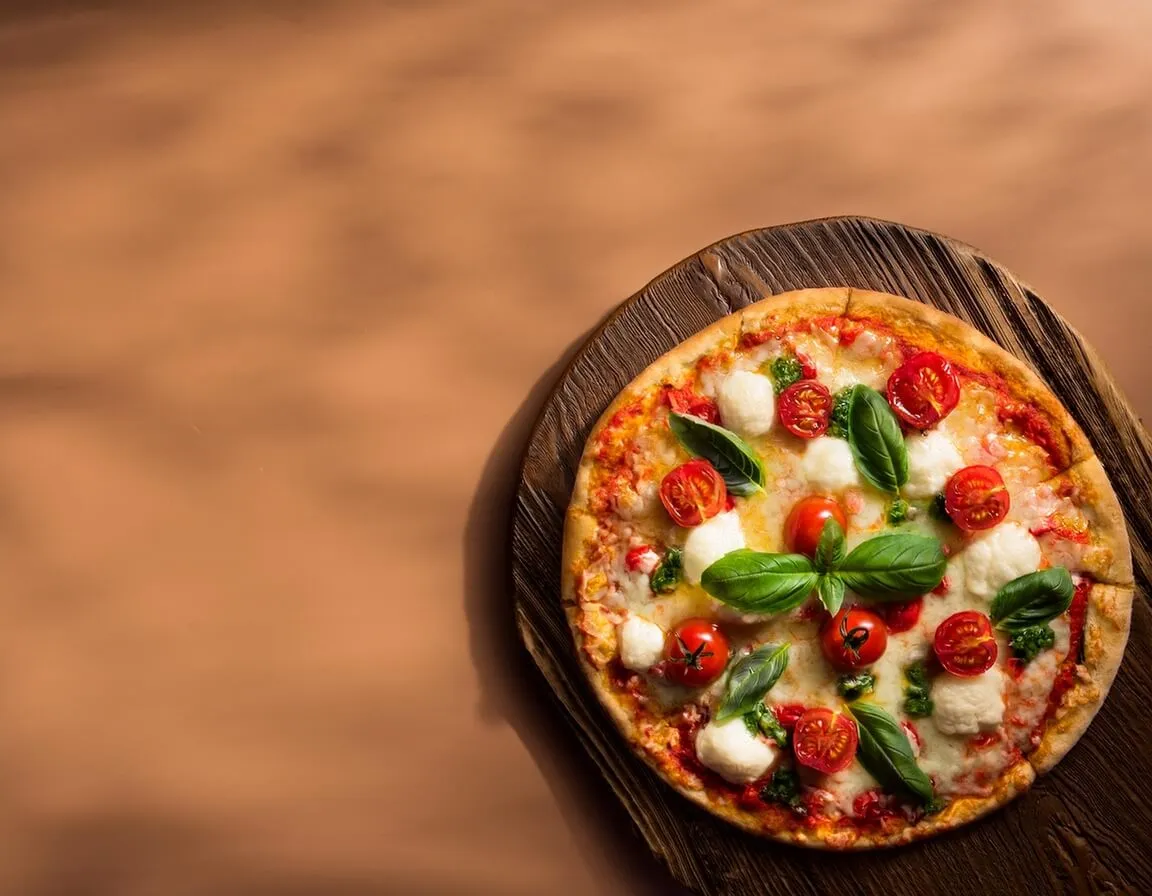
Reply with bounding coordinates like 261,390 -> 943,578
510,217 -> 1152,895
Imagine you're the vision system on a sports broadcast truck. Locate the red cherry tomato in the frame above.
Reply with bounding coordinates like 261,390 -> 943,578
886,351 -> 960,429
665,387 -> 721,425
773,704 -> 808,728
784,496 -> 847,557
945,465 -> 1010,532
934,611 -> 998,677
821,607 -> 888,671
881,597 -> 923,633
793,707 -> 859,774
663,618 -> 730,687
778,380 -> 833,438
659,460 -> 727,527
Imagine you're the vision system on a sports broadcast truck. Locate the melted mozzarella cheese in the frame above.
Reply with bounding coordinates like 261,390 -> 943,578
903,429 -> 964,499
613,478 -> 660,521
617,615 -> 666,671
961,523 -> 1042,601
682,512 -> 746,583
716,371 -> 776,436
932,666 -> 1006,735
617,570 -> 651,608
695,717 -> 778,784
800,437 -> 862,492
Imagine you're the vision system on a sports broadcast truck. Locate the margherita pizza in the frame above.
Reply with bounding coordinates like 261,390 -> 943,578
562,288 -> 1132,849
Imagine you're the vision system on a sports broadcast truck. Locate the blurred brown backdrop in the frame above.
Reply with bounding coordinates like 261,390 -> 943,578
0,1 -> 1150,893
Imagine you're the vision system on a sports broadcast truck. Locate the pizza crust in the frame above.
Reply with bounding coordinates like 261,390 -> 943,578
561,287 -> 1133,849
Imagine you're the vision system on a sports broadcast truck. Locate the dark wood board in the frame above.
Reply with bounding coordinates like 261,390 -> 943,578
509,217 -> 1152,896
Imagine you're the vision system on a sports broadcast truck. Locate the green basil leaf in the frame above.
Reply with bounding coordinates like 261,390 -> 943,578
649,548 -> 682,594
701,550 -> 818,613
847,385 -> 908,493
668,412 -> 766,496
817,575 -> 845,615
846,701 -> 934,803
838,533 -> 946,600
770,356 -> 803,393
989,568 -> 1075,632
814,518 -> 845,573
717,643 -> 790,722
827,387 -> 853,439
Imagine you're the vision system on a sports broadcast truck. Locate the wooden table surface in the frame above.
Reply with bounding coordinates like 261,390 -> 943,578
0,2 -> 1150,894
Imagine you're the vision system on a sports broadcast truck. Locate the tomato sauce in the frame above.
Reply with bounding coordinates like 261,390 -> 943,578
1033,579 -> 1091,740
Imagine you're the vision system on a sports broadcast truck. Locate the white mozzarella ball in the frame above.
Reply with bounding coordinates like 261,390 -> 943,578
961,523 -> 1042,601
694,717 -> 778,784
932,666 -> 1006,736
903,430 -> 965,499
617,616 -> 666,672
716,371 -> 776,437
800,437 -> 862,492
682,512 -> 746,584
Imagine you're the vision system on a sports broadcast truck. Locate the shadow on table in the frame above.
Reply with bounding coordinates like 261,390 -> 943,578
462,317 -> 691,896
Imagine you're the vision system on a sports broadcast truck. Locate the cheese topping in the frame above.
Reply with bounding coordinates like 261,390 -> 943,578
716,371 -> 776,437
617,615 -> 666,672
903,429 -> 964,499
800,437 -> 862,492
682,511 -> 746,584
931,666 -> 1006,736
695,717 -> 778,784
961,523 -> 1042,601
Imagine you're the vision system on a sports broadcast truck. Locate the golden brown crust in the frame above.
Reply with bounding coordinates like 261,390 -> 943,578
1060,457 -> 1134,586
1029,582 -> 1134,774
844,290 -> 1094,468
561,287 -> 1132,849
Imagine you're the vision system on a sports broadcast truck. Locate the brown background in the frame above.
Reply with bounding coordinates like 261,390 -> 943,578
0,2 -> 1149,894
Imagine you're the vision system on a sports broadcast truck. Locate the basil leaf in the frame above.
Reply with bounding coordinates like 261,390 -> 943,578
989,568 -> 1075,632
649,548 -> 682,594
701,550 -> 818,613
751,704 -> 789,747
846,701 -> 934,803
847,385 -> 908,493
827,387 -> 853,439
668,412 -> 766,496
717,643 -> 790,722
838,533 -> 946,600
887,498 -> 910,525
814,518 -> 845,573
817,575 -> 845,615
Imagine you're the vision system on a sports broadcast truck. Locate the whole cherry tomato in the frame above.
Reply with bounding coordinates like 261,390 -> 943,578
821,607 -> 888,671
663,618 -> 730,687
784,496 -> 847,557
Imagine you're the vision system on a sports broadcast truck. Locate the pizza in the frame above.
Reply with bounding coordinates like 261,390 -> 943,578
561,287 -> 1133,849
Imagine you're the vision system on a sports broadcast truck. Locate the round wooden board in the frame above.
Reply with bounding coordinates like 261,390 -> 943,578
510,217 -> 1152,895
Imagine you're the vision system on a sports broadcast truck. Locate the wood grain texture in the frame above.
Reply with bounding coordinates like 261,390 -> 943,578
510,217 -> 1152,895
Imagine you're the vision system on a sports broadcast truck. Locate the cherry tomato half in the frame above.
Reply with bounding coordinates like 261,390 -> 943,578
784,496 -> 847,557
945,465 -> 1010,532
934,611 -> 998,677
886,351 -> 960,430
773,704 -> 808,728
793,707 -> 859,774
821,607 -> 888,671
881,597 -> 923,634
663,618 -> 730,687
778,380 -> 832,438
665,386 -> 721,425
659,459 -> 727,527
